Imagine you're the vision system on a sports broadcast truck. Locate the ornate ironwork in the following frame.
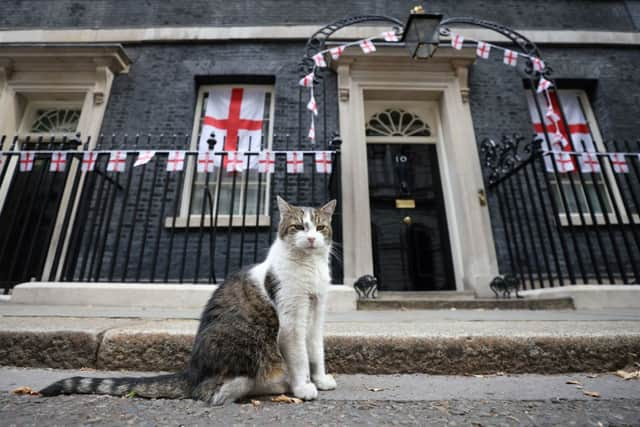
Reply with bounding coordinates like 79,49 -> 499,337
439,17 -> 548,77
480,134 -> 541,186
353,274 -> 378,299
299,15 -> 404,77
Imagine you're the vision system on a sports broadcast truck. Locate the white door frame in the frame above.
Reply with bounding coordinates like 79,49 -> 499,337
334,48 -> 499,296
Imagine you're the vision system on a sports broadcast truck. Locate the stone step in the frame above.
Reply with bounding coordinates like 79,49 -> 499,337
1,315 -> 639,375
358,297 -> 575,310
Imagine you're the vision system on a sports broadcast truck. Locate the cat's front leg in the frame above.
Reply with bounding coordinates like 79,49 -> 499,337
307,293 -> 336,391
279,299 -> 318,400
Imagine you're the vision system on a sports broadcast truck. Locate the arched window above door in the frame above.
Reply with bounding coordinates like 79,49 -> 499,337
365,108 -> 431,137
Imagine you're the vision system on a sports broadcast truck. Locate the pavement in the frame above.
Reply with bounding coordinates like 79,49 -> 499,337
2,367 -> 640,426
1,301 -> 640,375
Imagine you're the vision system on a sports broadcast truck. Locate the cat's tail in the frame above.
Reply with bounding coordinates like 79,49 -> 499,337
39,372 -> 190,399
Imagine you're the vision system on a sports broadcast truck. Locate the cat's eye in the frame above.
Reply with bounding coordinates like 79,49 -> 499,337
316,225 -> 326,231
289,224 -> 304,232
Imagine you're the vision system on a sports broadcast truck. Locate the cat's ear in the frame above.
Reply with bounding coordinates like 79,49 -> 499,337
319,199 -> 337,216
277,195 -> 294,216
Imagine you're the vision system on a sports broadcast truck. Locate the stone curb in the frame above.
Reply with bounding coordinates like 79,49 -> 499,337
2,329 -> 639,375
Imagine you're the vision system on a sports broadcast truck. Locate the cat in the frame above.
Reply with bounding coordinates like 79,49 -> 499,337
39,196 -> 338,405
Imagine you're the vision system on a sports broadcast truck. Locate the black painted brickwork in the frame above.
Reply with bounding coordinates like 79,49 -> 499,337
0,0 -> 635,32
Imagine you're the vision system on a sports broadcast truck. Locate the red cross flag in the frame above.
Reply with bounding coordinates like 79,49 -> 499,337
19,152 -> 34,172
580,152 -> 601,174
50,152 -> 67,172
307,95 -> 318,116
451,33 -> 464,50
286,151 -> 304,174
382,30 -> 398,42
82,151 -> 98,172
476,41 -> 491,59
299,72 -> 315,88
609,153 -> 629,173
258,150 -> 276,174
528,91 -> 597,173
359,39 -> 376,54
197,151 -> 216,173
552,151 -> 575,173
532,57 -> 545,72
134,150 -> 155,167
107,151 -> 127,172
503,49 -> 518,66
537,77 -> 553,93
329,46 -> 344,60
166,150 -> 185,172
315,151 -> 332,174
226,151 -> 247,173
198,86 -> 265,169
313,52 -> 327,67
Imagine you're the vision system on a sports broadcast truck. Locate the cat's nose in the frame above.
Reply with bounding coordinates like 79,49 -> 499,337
307,237 -> 316,245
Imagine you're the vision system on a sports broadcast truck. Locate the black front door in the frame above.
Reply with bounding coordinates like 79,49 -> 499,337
368,143 -> 455,291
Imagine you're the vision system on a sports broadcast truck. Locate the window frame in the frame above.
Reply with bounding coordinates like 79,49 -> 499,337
544,89 -> 638,226
170,83 -> 275,228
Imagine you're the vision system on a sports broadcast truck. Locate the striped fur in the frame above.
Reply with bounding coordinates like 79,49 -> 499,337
39,196 -> 336,405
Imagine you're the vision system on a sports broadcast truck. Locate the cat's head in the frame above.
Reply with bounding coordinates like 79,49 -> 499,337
276,195 -> 336,252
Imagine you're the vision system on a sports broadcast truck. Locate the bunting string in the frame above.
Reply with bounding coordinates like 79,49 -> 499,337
300,26 -> 555,145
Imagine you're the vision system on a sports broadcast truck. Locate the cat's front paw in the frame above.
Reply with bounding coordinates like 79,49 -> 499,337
312,374 -> 337,390
292,382 -> 318,400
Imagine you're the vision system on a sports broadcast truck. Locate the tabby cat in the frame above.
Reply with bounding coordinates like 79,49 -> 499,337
40,196 -> 338,405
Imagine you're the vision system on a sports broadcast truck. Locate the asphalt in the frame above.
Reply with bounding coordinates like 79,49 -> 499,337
1,302 -> 640,375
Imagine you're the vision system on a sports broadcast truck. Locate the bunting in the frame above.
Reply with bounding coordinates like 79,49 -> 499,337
50,152 -> 66,172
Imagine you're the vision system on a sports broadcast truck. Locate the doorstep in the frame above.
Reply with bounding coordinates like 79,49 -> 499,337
8,282 -> 358,313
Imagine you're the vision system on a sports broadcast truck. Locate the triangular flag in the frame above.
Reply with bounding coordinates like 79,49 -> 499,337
330,46 -> 344,60
299,72 -> 315,88
307,96 -> 318,116
312,52 -> 327,67
382,30 -> 398,42
537,77 -> 553,93
134,150 -> 155,167
359,39 -> 376,54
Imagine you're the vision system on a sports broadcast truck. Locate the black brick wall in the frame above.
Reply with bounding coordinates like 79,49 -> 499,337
0,0 -> 635,31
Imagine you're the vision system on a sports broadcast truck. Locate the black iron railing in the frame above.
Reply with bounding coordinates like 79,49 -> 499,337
483,135 -> 640,289
0,137 -> 342,292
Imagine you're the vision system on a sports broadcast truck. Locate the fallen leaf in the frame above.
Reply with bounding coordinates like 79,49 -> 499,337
566,380 -> 582,386
586,374 -> 599,379
574,385 -> 583,390
125,391 -> 137,398
12,386 -> 40,396
584,391 -> 600,398
495,372 -> 506,376
367,387 -> 384,392
473,375 -> 485,378
250,399 -> 261,407
615,369 -> 640,380
271,394 -> 303,404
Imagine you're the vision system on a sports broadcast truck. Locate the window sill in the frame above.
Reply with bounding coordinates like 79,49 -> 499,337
558,213 -> 640,227
164,214 -> 271,229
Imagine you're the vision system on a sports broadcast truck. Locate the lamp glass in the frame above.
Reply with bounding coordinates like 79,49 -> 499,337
402,13 -> 443,59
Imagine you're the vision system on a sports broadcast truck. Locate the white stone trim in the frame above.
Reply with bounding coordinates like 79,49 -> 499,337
0,26 -> 639,46
336,47 -> 499,295
0,45 -> 129,282
521,285 -> 640,310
